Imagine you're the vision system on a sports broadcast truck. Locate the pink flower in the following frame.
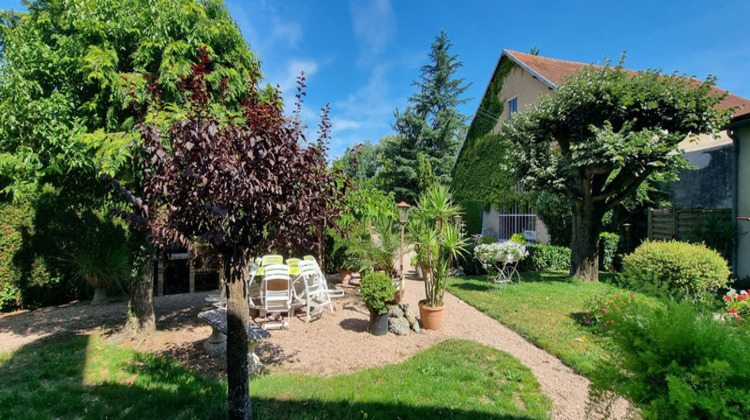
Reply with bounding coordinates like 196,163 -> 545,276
601,309 -> 608,313
585,319 -> 591,324
630,293 -> 635,298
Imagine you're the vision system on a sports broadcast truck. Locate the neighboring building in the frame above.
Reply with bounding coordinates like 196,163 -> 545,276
453,49 -> 750,245
729,114 -> 750,278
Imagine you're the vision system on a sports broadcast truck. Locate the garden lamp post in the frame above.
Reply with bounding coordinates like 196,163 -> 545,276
397,202 -> 411,298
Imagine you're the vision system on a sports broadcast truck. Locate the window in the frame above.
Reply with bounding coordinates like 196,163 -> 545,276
507,97 -> 518,121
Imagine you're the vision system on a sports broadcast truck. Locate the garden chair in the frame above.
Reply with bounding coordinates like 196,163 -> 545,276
303,255 -> 345,299
294,260 -> 334,322
262,263 -> 292,329
255,254 -> 284,276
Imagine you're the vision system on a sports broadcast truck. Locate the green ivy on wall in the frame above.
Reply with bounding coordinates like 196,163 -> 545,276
451,57 -> 529,211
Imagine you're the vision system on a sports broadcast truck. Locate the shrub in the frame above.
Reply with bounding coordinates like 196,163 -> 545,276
598,232 -> 620,271
517,244 -> 570,272
478,236 -> 497,245
610,301 -> 750,419
583,292 -> 660,335
510,233 -> 526,245
360,272 -> 396,315
459,243 -> 486,276
622,240 -> 730,303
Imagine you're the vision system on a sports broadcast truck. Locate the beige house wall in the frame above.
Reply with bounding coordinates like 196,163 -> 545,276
734,124 -> 750,278
677,131 -> 732,152
481,204 -> 550,244
491,65 -> 553,132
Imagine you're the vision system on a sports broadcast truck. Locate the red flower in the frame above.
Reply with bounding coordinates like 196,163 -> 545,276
740,295 -> 747,301
725,296 -> 732,301
731,308 -> 738,314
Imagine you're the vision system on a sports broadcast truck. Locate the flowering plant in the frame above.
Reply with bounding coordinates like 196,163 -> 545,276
583,292 -> 651,334
474,241 -> 529,263
723,289 -> 750,321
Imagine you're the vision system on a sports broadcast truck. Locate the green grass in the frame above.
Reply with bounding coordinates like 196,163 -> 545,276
0,336 -> 551,419
447,272 -> 640,388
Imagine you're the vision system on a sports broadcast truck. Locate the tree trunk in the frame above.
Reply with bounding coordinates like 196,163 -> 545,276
126,252 -> 156,334
226,253 -> 252,420
569,201 -> 602,282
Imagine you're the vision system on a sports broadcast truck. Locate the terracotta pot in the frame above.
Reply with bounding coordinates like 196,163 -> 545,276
369,311 -> 389,336
339,269 -> 353,285
419,300 -> 445,330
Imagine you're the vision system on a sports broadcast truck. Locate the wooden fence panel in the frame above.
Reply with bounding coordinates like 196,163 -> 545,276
647,208 -> 731,241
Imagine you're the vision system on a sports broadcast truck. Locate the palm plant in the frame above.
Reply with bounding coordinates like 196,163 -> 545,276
409,185 -> 468,307
345,215 -> 400,277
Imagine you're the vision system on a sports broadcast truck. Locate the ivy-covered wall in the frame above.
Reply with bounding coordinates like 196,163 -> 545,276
451,57 -> 529,211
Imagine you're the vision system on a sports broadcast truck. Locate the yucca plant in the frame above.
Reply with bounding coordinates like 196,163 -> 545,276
409,185 -> 468,307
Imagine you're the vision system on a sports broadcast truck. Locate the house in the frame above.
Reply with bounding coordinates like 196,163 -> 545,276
452,49 -> 750,247
729,114 -> 750,277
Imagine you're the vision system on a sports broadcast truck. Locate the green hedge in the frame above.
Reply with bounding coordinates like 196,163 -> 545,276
598,232 -> 620,271
622,240 -> 730,303
459,243 -> 487,276
518,244 -> 570,272
0,199 -> 70,311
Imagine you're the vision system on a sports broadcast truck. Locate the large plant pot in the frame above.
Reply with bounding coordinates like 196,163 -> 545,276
369,311 -> 389,336
91,287 -> 108,305
419,301 -> 445,330
339,269 -> 353,285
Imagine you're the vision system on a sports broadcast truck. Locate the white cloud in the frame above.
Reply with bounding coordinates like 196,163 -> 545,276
331,118 -> 363,132
350,0 -> 395,63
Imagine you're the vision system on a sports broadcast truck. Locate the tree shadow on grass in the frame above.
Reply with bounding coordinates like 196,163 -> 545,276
0,335 -> 545,420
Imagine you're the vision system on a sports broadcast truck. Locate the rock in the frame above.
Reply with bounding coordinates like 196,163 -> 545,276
398,302 -> 410,311
412,321 -> 420,334
404,308 -> 418,328
388,306 -> 404,318
389,317 -> 410,336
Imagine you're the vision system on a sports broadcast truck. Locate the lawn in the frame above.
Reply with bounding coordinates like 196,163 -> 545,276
446,272 -> 639,389
0,336 -> 551,419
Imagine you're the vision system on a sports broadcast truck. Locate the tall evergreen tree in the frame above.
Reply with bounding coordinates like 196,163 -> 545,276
379,30 -> 470,202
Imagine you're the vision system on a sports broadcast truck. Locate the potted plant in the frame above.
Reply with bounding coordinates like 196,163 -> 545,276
67,217 -> 130,305
360,272 -> 396,336
409,185 -> 468,330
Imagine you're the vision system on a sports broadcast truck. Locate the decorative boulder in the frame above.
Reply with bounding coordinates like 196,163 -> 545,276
389,317 -> 410,336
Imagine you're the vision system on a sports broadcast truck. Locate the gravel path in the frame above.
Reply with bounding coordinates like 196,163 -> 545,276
0,269 -> 636,419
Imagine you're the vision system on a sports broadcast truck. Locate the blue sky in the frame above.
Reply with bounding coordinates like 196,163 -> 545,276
3,0 -> 749,157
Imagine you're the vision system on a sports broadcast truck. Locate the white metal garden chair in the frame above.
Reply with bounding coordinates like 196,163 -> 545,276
303,255 -> 345,299
292,260 -> 334,322
262,263 -> 292,329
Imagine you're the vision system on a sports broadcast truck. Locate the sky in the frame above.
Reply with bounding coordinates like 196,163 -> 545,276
3,0 -> 749,158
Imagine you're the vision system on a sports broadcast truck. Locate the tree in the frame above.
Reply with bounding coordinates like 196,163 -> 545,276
336,141 -> 380,183
500,60 -> 732,281
0,0 -> 258,330
119,51 -> 342,420
380,30 -> 470,202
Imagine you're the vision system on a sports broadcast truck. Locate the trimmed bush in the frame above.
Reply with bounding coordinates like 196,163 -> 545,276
518,244 -> 570,272
598,232 -> 620,271
510,233 -> 526,245
478,236 -> 497,245
611,301 -> 750,419
622,240 -> 730,303
459,243 -> 486,276
360,272 -> 396,315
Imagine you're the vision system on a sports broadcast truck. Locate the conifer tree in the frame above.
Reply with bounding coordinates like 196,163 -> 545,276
379,30 -> 470,202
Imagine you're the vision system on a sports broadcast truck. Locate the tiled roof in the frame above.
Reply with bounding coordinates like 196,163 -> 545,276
502,49 -> 750,118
